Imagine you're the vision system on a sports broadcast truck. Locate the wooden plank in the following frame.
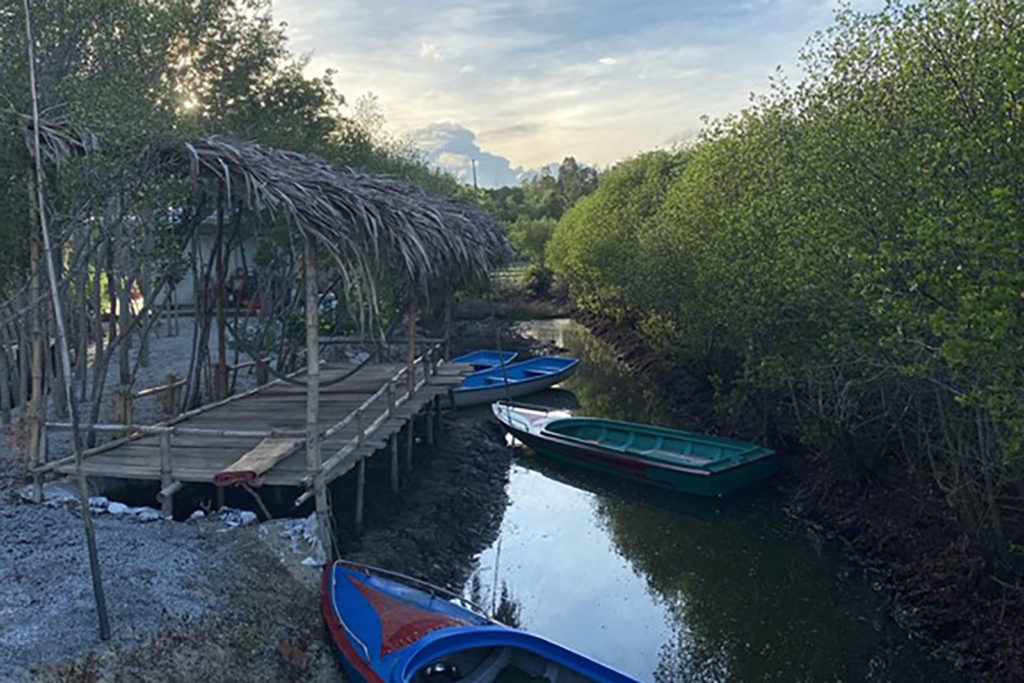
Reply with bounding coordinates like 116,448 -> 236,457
213,437 -> 300,486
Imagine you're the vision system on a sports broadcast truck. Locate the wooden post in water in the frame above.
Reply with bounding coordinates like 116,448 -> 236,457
303,235 -> 331,557
0,344 -> 10,424
390,435 -> 399,494
426,401 -> 435,447
354,458 -> 366,536
159,431 -> 173,518
405,423 -> 414,471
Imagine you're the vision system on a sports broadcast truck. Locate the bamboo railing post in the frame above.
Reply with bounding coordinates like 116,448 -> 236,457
406,298 -> 416,397
356,407 -> 365,448
159,431 -> 173,519
354,458 -> 366,536
443,292 -> 452,360
386,380 -> 395,417
255,358 -> 269,385
390,435 -> 399,494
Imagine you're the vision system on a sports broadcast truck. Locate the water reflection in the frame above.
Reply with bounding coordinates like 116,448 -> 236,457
469,320 -> 959,682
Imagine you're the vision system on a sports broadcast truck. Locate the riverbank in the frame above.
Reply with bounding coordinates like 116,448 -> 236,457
571,309 -> 1022,682
0,317 -> 543,681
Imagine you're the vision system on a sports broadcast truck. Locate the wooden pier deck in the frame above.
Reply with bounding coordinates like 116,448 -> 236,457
43,354 -> 473,516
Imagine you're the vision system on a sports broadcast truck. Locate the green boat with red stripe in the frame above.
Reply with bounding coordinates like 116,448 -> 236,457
492,402 -> 777,496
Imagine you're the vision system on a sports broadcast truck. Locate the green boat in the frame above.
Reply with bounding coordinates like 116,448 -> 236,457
492,402 -> 777,496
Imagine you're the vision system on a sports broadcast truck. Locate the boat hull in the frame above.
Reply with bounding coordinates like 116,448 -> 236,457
493,404 -> 776,496
321,561 -> 638,683
453,358 -> 578,407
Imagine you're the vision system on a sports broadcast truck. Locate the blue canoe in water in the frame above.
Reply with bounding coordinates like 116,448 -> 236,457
322,560 -> 638,683
450,349 -> 518,373
452,356 -> 579,407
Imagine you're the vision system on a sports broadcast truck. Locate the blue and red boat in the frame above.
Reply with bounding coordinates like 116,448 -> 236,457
322,559 -> 638,682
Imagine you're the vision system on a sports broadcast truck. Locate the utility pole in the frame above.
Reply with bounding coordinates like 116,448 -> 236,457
471,158 -> 478,192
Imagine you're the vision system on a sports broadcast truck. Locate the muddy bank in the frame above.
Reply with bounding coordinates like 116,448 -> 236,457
571,309 -> 1021,682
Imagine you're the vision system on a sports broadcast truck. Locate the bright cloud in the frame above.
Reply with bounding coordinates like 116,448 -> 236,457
274,0 -> 887,178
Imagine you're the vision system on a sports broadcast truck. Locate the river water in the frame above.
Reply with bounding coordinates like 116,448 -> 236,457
462,319 -> 960,682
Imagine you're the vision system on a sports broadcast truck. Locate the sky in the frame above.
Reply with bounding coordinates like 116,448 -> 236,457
273,0 -> 885,187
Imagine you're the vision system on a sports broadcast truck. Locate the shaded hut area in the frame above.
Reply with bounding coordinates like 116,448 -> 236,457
9,130 -> 511,557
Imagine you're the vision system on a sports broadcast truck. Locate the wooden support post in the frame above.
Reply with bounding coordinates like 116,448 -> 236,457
354,458 -> 365,536
426,400 -> 435,447
159,431 -> 173,519
434,395 -> 443,438
389,435 -> 399,494
303,235 -> 331,558
1,345 -> 11,424
386,380 -> 395,417
216,485 -> 225,510
405,423 -> 414,471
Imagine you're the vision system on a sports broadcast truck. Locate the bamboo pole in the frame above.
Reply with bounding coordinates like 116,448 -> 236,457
303,235 -> 331,557
23,0 -> 110,639
213,198 -> 228,400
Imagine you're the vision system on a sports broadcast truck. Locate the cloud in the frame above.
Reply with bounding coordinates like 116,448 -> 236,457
275,0 -> 890,168
411,122 -> 541,188
419,41 -> 442,61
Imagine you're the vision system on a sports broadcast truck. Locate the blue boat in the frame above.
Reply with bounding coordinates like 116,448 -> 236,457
452,356 -> 579,407
322,560 -> 638,683
450,349 -> 518,372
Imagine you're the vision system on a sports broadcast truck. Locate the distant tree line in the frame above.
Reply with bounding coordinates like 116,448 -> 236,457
548,0 -> 1024,559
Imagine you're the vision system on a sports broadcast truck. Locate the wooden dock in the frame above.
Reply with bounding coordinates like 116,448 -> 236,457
41,351 -> 473,522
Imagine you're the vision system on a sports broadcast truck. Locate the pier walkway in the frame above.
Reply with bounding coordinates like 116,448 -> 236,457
39,351 -> 472,520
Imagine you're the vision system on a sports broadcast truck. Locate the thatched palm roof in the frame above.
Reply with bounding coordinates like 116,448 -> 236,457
160,137 -> 511,296
31,119 -> 512,305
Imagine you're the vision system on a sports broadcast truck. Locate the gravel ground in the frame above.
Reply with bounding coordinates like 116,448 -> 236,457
0,499 -> 224,680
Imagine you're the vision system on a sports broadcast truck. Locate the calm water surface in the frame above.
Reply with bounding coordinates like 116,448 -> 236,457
462,319 -> 960,682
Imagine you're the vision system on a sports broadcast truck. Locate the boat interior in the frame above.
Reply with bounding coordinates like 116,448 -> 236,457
413,646 -> 597,683
546,421 -> 725,466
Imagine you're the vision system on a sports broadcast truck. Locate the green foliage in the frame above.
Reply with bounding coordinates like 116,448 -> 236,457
506,217 -> 556,264
548,0 -> 1024,553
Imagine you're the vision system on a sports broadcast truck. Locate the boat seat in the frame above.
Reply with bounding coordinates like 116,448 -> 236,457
458,647 -> 511,683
